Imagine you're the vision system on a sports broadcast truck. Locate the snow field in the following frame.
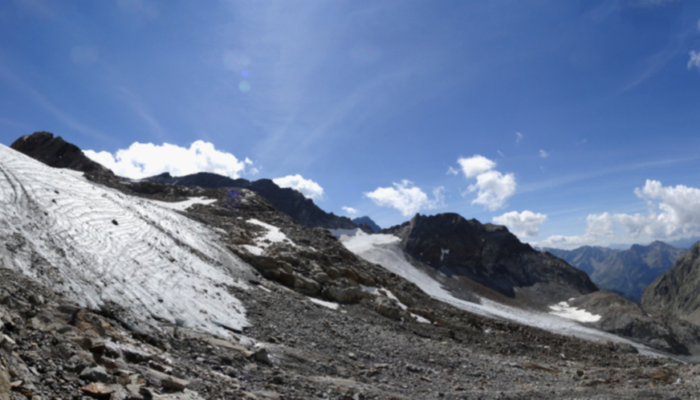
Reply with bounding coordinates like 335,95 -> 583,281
337,231 -> 662,356
0,144 -> 251,336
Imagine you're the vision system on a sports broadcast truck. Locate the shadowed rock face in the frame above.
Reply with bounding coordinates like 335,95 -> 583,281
10,131 -> 111,174
641,241 -> 700,326
384,213 -> 598,305
352,216 -> 381,232
145,172 -> 357,230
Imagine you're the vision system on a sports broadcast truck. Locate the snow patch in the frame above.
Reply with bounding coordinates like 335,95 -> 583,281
148,197 -> 218,211
307,297 -> 339,310
549,302 -> 601,323
360,285 -> 408,310
246,219 -> 296,249
440,248 -> 450,262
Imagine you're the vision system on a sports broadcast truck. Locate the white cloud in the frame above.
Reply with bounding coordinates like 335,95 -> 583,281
342,206 -> 359,215
515,132 -> 523,143
536,180 -> 700,249
468,170 -> 517,211
273,174 -> 324,200
688,50 -> 700,71
493,211 -> 547,237
457,155 -> 496,178
84,141 -> 252,179
446,166 -> 459,175
539,149 -> 549,158
453,155 -> 517,211
364,180 -> 444,217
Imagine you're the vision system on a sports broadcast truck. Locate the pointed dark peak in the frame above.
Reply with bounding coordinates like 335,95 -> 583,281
352,216 -> 381,233
10,131 -> 112,175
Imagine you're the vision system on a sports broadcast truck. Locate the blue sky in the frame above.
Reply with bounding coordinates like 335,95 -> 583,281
2,0 -> 700,249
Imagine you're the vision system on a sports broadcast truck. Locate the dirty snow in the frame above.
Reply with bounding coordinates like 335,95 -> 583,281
338,232 -> 663,356
148,197 -> 218,211
549,301 -> 601,323
243,219 -> 296,256
0,144 -> 252,337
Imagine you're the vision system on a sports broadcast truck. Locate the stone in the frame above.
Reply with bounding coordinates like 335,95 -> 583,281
0,369 -> 10,400
325,286 -> 365,304
79,365 -> 111,383
79,382 -> 115,399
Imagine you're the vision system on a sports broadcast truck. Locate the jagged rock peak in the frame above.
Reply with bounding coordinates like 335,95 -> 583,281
10,131 -> 112,174
385,212 -> 597,305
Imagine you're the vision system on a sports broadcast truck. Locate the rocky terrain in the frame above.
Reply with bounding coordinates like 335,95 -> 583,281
4,131 -> 700,399
383,213 -> 598,308
642,241 -> 700,326
547,241 -> 686,302
144,172 -> 357,230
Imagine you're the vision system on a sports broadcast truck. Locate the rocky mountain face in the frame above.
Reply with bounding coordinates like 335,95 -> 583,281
352,216 -> 381,233
145,172 -> 357,230
547,241 -> 686,302
383,213 -> 598,307
10,131 -> 112,174
641,241 -> 700,326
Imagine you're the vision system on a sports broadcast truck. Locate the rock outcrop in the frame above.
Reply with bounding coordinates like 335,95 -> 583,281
641,241 -> 700,325
145,172 -> 358,230
10,131 -> 112,174
384,213 -> 598,306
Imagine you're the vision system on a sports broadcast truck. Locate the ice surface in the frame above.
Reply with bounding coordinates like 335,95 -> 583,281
339,233 -> 663,356
549,301 -> 601,323
0,145 -> 252,337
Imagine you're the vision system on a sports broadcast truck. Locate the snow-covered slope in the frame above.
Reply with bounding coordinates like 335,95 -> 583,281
0,144 -> 252,336
337,231 -> 663,356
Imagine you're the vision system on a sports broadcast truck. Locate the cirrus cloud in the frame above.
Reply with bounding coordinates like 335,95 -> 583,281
365,180 -> 444,217
84,141 -> 253,179
493,210 -> 547,237
273,174 -> 324,200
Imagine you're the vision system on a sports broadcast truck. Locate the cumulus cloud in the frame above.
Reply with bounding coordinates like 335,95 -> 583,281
493,211 -> 547,237
364,180 -> 444,217
342,206 -> 359,215
539,150 -> 549,158
453,155 -> 516,211
536,180 -> 700,249
84,141 -> 252,179
688,50 -> 700,71
457,155 -> 496,178
273,174 -> 324,200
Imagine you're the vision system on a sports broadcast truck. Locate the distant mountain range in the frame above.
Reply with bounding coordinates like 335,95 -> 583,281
544,241 -> 687,302
352,216 -> 381,233
144,172 -> 358,230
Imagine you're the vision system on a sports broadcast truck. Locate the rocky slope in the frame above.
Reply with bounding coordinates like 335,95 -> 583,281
383,213 -> 598,308
547,241 -> 686,302
641,241 -> 700,326
5,133 -> 700,398
144,172 -> 357,230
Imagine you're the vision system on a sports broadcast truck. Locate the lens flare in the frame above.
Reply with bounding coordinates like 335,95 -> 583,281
241,70 -> 249,78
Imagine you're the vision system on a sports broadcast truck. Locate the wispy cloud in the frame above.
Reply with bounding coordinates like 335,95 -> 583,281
342,206 -> 359,215
539,149 -> 549,158
688,50 -> 700,71
515,132 -> 523,143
